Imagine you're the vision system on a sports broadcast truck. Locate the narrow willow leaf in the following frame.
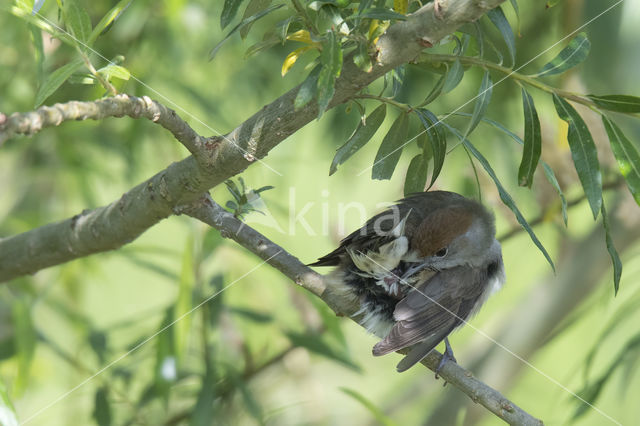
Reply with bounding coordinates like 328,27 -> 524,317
88,0 -> 131,44
445,125 -> 555,270
34,57 -> 84,107
92,387 -> 112,426
601,202 -> 622,295
536,33 -> 590,77
209,4 -> 284,61
65,1 -> 92,44
294,65 -> 321,110
415,109 -> 446,188
372,112 -> 409,180
487,6 -> 515,67
519,87 -> 541,188
404,154 -> 428,196
442,59 -> 463,93
542,163 -> 568,225
221,0 -> 245,29
353,8 -> 407,21
317,31 -> 343,118
330,104 -> 386,175
286,332 -> 361,371
509,0 -> 520,35
240,0 -> 271,39
553,94 -> 602,218
340,388 -> 396,426
418,73 -> 446,107
602,116 -> 640,205
465,70 -> 493,136
97,64 -> 131,81
588,94 -> 640,113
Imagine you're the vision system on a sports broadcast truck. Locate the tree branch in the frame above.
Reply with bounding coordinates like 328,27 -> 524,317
182,194 -> 542,426
0,0 -> 506,283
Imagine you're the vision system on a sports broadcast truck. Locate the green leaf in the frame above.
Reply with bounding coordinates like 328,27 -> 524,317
240,0 -> 271,38
588,94 -> 640,113
444,125 -> 555,271
404,154 -> 428,196
317,31 -> 343,118
64,0 -> 92,44
553,94 -> 602,218
442,59 -> 464,94
0,370 -> 18,426
353,8 -> 407,20
465,70 -> 493,137
417,73 -> 446,107
415,109 -> 446,188
97,64 -> 131,81
487,6 -> 515,67
209,4 -> 284,61
175,238 -> 195,361
600,202 -> 622,295
92,387 -> 112,426
372,112 -> 409,180
286,332 -> 361,371
228,306 -> 273,323
330,104 -> 386,175
294,65 -> 321,110
29,24 -> 45,83
602,116 -> 640,205
34,57 -> 84,107
12,298 -> 36,394
190,364 -> 216,426
519,87 -> 541,188
221,0 -> 246,29
542,163 -> 568,225
340,388 -> 396,426
536,33 -> 590,77
88,0 -> 131,44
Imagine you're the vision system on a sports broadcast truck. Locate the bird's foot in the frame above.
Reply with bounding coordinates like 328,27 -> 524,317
434,338 -> 457,380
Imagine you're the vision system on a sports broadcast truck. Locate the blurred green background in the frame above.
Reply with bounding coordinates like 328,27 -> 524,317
1,0 -> 640,425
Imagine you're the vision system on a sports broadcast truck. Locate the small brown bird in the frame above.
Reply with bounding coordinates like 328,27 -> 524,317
310,191 -> 505,372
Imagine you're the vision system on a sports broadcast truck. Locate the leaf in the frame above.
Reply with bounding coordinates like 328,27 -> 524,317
286,332 -> 361,371
92,387 -> 112,426
294,65 -> 321,110
34,57 -> 84,107
600,202 -> 622,295
240,0 -> 271,39
190,364 -> 216,426
417,73 -> 446,107
588,94 -> 640,113
209,4 -> 284,61
372,112 -> 409,180
12,298 -> 36,394
542,163 -> 568,225
465,70 -> 493,137
29,24 -> 45,83
519,87 -> 541,188
97,64 -> 131,81
330,104 -> 386,175
553,94 -> 602,218
175,238 -> 195,361
444,125 -> 555,271
88,0 -> 131,44
602,116 -> 640,205
281,46 -> 314,76
64,0 -> 92,44
221,0 -> 245,29
415,109 -> 446,188
354,8 -> 407,21
404,154 -> 428,196
442,59 -> 463,94
317,31 -> 343,118
487,6 -> 515,67
340,388 -> 396,426
228,306 -> 273,323
536,33 -> 590,77
0,377 -> 18,426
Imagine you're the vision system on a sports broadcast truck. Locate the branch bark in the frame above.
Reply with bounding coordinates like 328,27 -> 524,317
181,194 -> 542,426
0,0 -> 505,283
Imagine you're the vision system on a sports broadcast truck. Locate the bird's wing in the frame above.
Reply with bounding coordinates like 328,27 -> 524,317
372,267 -> 486,360
309,191 -> 461,266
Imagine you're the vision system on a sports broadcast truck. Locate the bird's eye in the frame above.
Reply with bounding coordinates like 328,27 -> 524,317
435,248 -> 448,258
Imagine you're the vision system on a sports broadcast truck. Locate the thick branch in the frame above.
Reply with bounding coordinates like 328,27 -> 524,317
182,195 -> 542,425
0,0 -> 506,281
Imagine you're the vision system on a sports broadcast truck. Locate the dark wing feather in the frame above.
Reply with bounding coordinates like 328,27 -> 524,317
309,191 -> 464,266
372,266 -> 487,367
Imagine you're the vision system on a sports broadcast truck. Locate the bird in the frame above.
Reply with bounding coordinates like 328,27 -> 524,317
310,191 -> 505,372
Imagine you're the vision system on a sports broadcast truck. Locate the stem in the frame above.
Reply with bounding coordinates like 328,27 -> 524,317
353,94 -> 413,111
